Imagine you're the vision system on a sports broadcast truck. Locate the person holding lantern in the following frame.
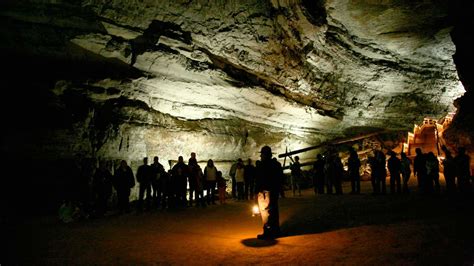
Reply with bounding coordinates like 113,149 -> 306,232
255,145 -> 283,240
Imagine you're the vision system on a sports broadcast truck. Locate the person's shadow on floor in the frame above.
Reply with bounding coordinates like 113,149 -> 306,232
241,238 -> 278,247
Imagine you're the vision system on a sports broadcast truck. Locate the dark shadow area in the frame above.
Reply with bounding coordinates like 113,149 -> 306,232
279,192 -> 474,238
241,238 -> 278,247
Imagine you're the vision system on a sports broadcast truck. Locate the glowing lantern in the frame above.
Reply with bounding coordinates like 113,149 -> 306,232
252,205 -> 260,217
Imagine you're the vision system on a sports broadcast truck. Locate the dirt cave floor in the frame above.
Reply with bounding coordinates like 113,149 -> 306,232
5,181 -> 474,265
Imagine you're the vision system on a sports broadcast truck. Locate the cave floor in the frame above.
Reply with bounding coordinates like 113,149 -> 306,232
6,181 -> 474,265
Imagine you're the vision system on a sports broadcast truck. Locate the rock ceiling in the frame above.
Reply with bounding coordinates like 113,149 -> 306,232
0,0 -> 466,163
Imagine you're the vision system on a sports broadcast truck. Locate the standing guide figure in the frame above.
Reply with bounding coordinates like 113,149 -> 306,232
255,146 -> 282,240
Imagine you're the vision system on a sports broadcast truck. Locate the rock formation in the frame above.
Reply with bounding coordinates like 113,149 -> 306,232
1,0 -> 472,204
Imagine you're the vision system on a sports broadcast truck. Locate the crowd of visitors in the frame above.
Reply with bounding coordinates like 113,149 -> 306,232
59,145 -> 472,223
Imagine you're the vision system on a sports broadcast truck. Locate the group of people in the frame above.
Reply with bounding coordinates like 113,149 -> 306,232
60,144 -> 471,240
74,152 -> 278,218
60,146 -> 283,240
91,154 -> 230,215
306,146 -> 472,196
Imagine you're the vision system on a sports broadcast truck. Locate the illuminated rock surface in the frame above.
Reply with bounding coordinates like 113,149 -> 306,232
1,1 -> 472,201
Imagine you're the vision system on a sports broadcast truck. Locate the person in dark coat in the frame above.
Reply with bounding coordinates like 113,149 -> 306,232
92,160 -> 113,216
375,150 -> 387,194
151,156 -> 165,208
400,152 -> 412,194
425,152 -> 440,194
255,146 -> 282,240
273,158 -> 286,199
454,147 -> 471,193
244,159 -> 256,200
414,148 -> 427,193
290,156 -> 303,197
325,151 -> 344,195
441,146 -> 456,194
333,153 -> 344,195
171,156 -> 189,207
312,154 -> 325,194
387,151 -> 402,194
235,159 -> 245,200
229,160 -> 238,199
188,158 -> 205,207
348,148 -> 361,194
324,153 -> 334,194
368,155 -> 378,194
137,157 -> 154,211
113,160 -> 135,214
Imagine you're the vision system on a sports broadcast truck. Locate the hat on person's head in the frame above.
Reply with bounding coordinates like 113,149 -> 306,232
260,145 -> 272,155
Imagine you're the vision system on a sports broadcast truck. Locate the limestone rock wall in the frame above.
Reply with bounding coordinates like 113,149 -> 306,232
0,0 -> 470,205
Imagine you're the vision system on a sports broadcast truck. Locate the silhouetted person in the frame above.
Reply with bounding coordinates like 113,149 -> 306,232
441,146 -> 456,194
313,154 -> 325,194
244,159 -> 256,200
414,148 -> 427,193
171,156 -> 189,207
387,151 -> 402,194
151,156 -> 165,208
217,171 -> 226,204
137,157 -> 154,211
187,153 -> 198,206
255,146 -> 282,240
425,152 -> 440,194
324,153 -> 334,194
454,147 -> 471,193
375,150 -> 387,194
161,170 -> 172,209
113,160 -> 135,214
400,152 -> 412,193
229,160 -> 238,199
92,160 -> 112,216
333,153 -> 344,195
273,157 -> 286,198
348,148 -> 361,194
204,159 -> 218,204
235,159 -> 245,200
290,156 -> 303,196
325,151 -> 344,195
368,155 -> 378,194
189,159 -> 205,207
188,152 -> 197,166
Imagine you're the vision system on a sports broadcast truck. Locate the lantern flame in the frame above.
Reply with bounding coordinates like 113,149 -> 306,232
252,205 -> 260,216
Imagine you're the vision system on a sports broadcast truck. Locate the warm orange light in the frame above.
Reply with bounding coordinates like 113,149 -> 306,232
252,205 -> 260,216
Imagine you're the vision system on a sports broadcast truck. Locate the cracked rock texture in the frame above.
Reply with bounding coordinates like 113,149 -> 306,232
1,0 -> 472,203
